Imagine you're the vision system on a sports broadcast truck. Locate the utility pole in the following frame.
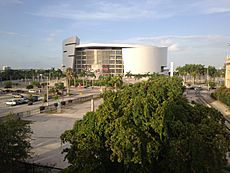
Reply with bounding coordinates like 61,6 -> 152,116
46,75 -> 49,106
170,62 -> 174,77
207,67 -> 210,91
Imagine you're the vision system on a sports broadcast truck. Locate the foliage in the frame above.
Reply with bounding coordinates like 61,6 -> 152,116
0,68 -> 64,81
50,82 -> 65,96
65,68 -> 74,94
26,84 -> 34,89
208,81 -> 216,89
176,64 -> 205,84
211,86 -> 230,106
31,81 -> 41,88
0,114 -> 32,171
4,81 -> 13,88
61,76 -> 230,173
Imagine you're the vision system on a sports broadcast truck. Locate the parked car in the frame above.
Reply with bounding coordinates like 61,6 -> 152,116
12,93 -> 24,98
17,98 -> 29,104
28,101 -> 33,105
28,89 -> 36,93
5,99 -> 18,106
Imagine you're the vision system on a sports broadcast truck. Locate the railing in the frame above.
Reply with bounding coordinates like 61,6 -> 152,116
1,94 -> 101,120
2,160 -> 63,173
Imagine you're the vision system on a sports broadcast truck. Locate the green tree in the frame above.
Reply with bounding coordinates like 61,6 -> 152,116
61,76 -> 230,173
65,68 -> 74,94
26,84 -> 34,89
31,81 -> 41,88
0,114 -> 32,172
4,81 -> 13,88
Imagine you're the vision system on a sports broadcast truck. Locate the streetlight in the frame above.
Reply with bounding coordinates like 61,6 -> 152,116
46,73 -> 50,106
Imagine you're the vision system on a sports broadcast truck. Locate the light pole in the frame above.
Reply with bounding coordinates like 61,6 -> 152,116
46,74 -> 50,106
207,67 -> 210,91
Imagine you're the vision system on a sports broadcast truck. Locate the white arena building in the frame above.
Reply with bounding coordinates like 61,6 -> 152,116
63,36 -> 167,76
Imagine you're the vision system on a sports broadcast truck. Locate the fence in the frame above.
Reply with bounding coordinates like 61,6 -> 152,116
1,93 -> 101,119
1,160 -> 63,173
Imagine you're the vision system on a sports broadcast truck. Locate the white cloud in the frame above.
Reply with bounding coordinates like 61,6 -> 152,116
0,0 -> 22,5
0,30 -> 21,36
28,0 -> 230,21
206,7 -> 230,14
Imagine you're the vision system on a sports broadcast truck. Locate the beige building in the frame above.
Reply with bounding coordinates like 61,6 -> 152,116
62,36 -> 167,76
225,55 -> 230,88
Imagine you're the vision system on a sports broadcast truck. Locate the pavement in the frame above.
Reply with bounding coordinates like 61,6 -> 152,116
24,98 -> 103,169
22,88 -> 230,169
185,89 -> 230,166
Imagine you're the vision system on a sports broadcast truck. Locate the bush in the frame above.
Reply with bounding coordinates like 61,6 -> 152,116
212,87 -> 230,106
4,81 -> 12,88
0,114 -> 32,171
26,85 -> 33,89
39,106 -> 45,111
54,103 -> 58,107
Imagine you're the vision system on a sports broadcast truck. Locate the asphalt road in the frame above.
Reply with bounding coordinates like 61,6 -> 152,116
24,98 -> 103,169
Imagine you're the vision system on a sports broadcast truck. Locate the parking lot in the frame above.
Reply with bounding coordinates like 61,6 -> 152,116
0,87 -> 101,116
24,98 -> 103,168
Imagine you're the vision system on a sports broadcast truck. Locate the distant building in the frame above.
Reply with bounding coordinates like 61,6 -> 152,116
62,36 -> 167,76
225,56 -> 230,88
2,66 -> 11,71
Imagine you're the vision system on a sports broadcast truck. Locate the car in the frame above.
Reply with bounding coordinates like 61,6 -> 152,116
5,99 -> 18,106
28,101 -> 33,105
28,89 -> 36,93
12,93 -> 24,98
18,98 -> 29,104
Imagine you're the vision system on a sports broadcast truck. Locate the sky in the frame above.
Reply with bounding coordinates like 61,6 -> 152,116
0,0 -> 230,69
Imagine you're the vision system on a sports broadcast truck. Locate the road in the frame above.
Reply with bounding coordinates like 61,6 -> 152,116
24,98 -> 103,169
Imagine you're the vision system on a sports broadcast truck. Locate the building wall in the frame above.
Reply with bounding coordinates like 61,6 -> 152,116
62,36 -> 167,75
122,46 -> 167,74
225,56 -> 230,88
74,48 -> 123,76
63,36 -> 80,70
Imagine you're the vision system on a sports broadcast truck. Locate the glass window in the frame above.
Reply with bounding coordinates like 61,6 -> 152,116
116,56 -> 122,60
109,60 -> 115,64
116,60 -> 123,64
116,69 -> 123,73
116,65 -> 123,68
116,51 -> 122,55
110,69 -> 115,73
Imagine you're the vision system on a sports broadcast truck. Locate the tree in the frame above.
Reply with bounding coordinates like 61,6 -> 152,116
32,81 -> 41,88
4,81 -> 13,88
0,114 -> 32,172
65,68 -> 74,94
26,84 -> 34,89
61,76 -> 230,173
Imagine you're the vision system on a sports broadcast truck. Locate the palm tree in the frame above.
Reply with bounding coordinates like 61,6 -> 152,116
65,68 -> 73,94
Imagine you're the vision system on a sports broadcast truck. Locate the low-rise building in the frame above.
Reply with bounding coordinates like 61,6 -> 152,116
225,55 -> 230,88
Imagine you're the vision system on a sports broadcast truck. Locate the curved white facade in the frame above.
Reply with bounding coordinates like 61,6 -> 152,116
123,46 -> 167,74
63,36 -> 167,75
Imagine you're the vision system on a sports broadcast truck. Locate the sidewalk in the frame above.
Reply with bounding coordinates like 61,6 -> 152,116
24,98 -> 103,169
202,94 -> 230,118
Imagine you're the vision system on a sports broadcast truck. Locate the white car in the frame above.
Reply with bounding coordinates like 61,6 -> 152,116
28,89 -> 36,93
5,99 -> 18,106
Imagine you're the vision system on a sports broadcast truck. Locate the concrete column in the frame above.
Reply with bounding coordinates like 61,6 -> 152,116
91,99 -> 94,112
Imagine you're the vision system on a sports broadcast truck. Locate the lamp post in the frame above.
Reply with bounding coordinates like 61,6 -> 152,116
46,73 -> 50,106
207,67 -> 210,91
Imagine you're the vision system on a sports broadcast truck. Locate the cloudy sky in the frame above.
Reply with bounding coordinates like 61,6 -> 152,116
0,0 -> 230,69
